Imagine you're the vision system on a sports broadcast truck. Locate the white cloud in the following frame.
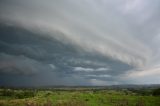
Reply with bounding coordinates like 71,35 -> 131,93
86,74 -> 111,78
49,64 -> 56,70
126,66 -> 160,78
96,68 -> 109,71
119,64 -> 160,84
73,67 -> 109,72
90,79 -> 118,85
74,67 -> 94,72
68,58 -> 107,66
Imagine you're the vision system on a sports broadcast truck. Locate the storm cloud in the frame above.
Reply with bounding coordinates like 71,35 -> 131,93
0,0 -> 160,86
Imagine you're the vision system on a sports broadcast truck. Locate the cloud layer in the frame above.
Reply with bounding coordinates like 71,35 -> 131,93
0,0 -> 160,86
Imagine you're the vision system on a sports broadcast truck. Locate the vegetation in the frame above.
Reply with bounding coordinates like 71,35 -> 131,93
0,89 -> 36,99
152,88 -> 160,96
0,88 -> 160,106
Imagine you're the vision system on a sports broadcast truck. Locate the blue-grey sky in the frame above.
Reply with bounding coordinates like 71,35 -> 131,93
0,0 -> 160,86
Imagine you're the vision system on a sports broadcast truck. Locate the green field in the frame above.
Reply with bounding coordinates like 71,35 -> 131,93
0,88 -> 160,106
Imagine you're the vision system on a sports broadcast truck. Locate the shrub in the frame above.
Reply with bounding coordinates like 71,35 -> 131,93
152,88 -> 160,96
135,99 -> 146,106
15,90 -> 36,99
1,89 -> 14,96
1,89 -> 36,99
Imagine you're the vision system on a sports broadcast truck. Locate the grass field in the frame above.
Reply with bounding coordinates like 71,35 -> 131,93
0,88 -> 160,106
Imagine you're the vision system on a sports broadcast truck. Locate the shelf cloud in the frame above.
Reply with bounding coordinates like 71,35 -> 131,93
0,0 -> 160,86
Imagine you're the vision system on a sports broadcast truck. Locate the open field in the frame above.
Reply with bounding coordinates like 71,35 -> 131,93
0,87 -> 160,106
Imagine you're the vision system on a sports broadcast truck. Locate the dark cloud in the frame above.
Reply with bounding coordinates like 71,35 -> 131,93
0,24 -> 134,86
0,53 -> 42,75
0,0 -> 160,86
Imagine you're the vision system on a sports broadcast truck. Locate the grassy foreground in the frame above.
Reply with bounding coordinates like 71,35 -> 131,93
0,88 -> 160,106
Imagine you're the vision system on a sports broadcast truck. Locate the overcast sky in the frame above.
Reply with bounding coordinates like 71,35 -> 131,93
0,0 -> 160,86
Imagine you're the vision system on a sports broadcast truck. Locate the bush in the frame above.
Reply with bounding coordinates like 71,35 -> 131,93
1,89 -> 36,99
15,90 -> 36,99
136,99 -> 146,106
1,89 -> 14,96
152,88 -> 160,96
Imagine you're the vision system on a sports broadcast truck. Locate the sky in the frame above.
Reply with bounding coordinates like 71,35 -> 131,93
0,0 -> 160,86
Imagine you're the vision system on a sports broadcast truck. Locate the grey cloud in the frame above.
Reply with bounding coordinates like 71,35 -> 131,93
0,0 -> 160,85
0,24 -> 134,86
0,0 -> 152,68
0,53 -> 42,75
